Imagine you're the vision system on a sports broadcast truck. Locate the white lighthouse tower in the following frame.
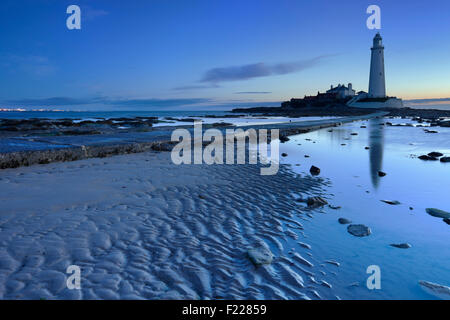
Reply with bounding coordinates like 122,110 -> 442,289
368,32 -> 386,98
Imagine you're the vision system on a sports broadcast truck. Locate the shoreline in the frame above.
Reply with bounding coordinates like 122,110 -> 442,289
0,112 -> 385,169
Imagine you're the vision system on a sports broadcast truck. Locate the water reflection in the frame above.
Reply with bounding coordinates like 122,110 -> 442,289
368,118 -> 385,189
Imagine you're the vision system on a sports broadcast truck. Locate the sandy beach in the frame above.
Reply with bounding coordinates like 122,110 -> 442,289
0,147 -> 338,300
1,114 -> 449,300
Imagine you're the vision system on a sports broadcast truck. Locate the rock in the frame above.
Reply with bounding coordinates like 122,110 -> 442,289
378,171 -> 386,177
247,244 -> 273,266
347,224 -> 371,237
440,157 -> 450,163
428,152 -> 443,158
304,155 -> 310,158
328,205 -> 341,210
418,155 -> 438,161
350,133 -> 358,136
390,243 -> 412,249
365,146 -> 370,150
444,218 -> 450,225
306,196 -> 328,208
424,129 -> 438,133
419,280 -> 450,299
281,153 -> 288,157
279,135 -> 290,143
426,208 -> 450,219
381,200 -> 401,205
360,125 -> 367,128
310,165 -> 320,175
338,218 -> 352,225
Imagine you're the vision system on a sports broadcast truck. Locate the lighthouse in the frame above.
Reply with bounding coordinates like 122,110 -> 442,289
368,33 -> 386,98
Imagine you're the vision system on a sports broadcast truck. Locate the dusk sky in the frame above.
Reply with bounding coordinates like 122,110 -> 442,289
1,0 -> 450,110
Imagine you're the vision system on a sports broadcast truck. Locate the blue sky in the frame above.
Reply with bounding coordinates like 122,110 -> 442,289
1,0 -> 450,110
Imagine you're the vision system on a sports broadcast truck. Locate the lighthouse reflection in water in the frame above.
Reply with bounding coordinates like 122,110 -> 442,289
368,118 -> 385,189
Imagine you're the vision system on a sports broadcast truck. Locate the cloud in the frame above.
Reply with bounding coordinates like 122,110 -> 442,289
235,91 -> 272,94
1,54 -> 56,76
3,97 -> 212,109
172,84 -> 220,91
200,56 -> 329,84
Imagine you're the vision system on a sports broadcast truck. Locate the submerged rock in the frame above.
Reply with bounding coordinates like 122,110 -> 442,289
419,280 -> 450,299
247,244 -> 273,266
309,165 -> 320,175
390,243 -> 412,249
306,196 -> 328,208
338,218 -> 352,225
347,224 -> 371,237
426,208 -> 450,219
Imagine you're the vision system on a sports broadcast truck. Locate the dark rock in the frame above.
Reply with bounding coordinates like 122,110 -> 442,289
381,200 -> 401,205
418,155 -> 438,161
440,157 -> 450,163
247,243 -> 273,265
390,243 -> 412,249
378,171 -> 386,177
281,153 -> 288,157
426,208 -> 450,219
443,218 -> 450,225
304,155 -> 310,158
338,218 -> 352,224
329,205 -> 341,210
350,133 -> 358,136
309,165 -> 320,175
428,152 -> 443,158
279,135 -> 290,143
151,142 -> 175,152
347,224 -> 371,237
365,146 -> 370,150
306,196 -> 328,208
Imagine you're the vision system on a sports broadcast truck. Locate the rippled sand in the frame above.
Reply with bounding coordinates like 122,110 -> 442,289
0,151 -> 341,300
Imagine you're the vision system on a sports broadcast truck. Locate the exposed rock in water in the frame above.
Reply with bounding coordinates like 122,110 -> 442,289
378,171 -> 386,177
444,218 -> 450,225
365,146 -> 370,150
328,205 -> 341,210
247,244 -> 273,266
338,218 -> 352,225
350,132 -> 358,136
279,135 -> 290,143
419,280 -> 450,299
440,157 -> 450,163
309,165 -> 320,176
390,243 -> 412,249
426,208 -> 450,219
418,155 -> 438,161
306,196 -> 328,208
381,200 -> 401,205
281,153 -> 288,157
347,224 -> 371,237
304,155 -> 310,158
428,152 -> 443,158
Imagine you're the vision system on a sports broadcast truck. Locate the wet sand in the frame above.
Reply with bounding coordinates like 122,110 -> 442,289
0,151 -> 341,300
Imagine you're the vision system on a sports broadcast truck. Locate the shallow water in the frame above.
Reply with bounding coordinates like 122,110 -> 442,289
279,118 -> 450,299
